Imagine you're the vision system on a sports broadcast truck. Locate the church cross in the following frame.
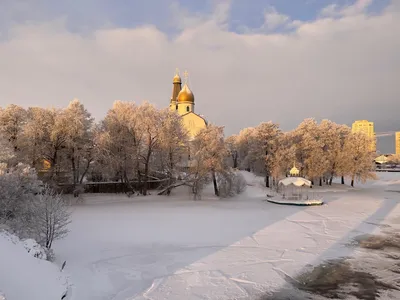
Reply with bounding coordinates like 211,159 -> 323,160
175,68 -> 180,75
183,70 -> 189,84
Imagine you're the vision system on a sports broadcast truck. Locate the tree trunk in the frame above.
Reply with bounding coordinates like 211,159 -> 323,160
341,176 -> 345,184
212,171 -> 219,196
167,149 -> 174,195
71,148 -> 77,185
123,170 -> 135,195
158,182 -> 187,195
351,176 -> 355,187
319,177 -> 322,186
49,149 -> 58,180
265,174 -> 270,188
143,164 -> 149,196
79,159 -> 92,184
329,175 -> 333,185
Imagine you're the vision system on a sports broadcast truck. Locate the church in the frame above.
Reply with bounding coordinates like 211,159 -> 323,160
169,69 -> 207,139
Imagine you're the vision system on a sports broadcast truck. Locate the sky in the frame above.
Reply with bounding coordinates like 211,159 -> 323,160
0,0 -> 399,153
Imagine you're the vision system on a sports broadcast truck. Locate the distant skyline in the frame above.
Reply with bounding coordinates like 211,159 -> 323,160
0,0 -> 399,153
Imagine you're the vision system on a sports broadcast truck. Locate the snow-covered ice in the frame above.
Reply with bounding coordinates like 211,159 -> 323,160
52,171 -> 400,300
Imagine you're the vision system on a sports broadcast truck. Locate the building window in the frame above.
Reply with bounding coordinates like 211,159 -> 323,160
186,106 -> 190,112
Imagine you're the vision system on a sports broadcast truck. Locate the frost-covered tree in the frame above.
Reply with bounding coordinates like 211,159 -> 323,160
23,107 -> 54,170
137,102 -> 164,195
95,101 -> 142,191
292,118 -> 329,185
318,119 -> 339,184
236,127 -> 256,171
29,185 -> 71,249
387,154 -> 400,165
217,171 -> 247,198
328,123 -> 351,185
248,122 -> 281,188
0,105 -> 27,159
0,164 -> 42,231
38,108 -> 69,181
270,132 -> 296,182
225,135 -> 239,168
0,134 -> 14,165
190,125 -> 228,198
338,131 -> 376,187
157,109 -> 189,195
62,99 -> 94,186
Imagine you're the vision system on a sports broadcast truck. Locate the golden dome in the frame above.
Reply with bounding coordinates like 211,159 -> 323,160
173,74 -> 181,83
177,84 -> 194,103
289,163 -> 300,176
173,68 -> 181,83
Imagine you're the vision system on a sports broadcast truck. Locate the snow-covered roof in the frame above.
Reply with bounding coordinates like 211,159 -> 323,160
279,177 -> 312,187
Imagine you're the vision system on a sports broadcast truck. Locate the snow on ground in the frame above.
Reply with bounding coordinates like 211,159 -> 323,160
53,172 -> 400,300
0,231 -> 68,300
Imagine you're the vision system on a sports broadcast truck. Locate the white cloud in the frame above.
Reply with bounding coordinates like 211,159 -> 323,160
261,6 -> 291,31
0,0 -> 399,153
320,0 -> 374,17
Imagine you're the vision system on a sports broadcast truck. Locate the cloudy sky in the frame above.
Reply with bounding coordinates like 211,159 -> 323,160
0,0 -> 399,152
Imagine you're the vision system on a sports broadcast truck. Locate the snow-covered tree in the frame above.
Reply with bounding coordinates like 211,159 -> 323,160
236,127 -> 256,171
0,105 -> 27,160
248,122 -> 281,188
338,131 -> 376,187
29,185 -> 71,249
387,154 -> 400,165
0,164 -> 42,231
225,135 -> 239,168
62,99 -> 94,186
157,109 -> 189,195
95,100 -> 142,191
0,134 -> 14,165
270,132 -> 296,182
292,118 -> 329,185
190,124 -> 228,198
23,107 -> 53,169
136,102 -> 164,195
217,171 -> 247,198
326,123 -> 351,185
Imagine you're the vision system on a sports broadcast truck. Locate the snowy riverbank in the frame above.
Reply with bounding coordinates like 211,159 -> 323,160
0,231 -> 68,300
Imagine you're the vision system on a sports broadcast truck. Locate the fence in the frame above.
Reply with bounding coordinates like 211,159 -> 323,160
57,179 -> 169,194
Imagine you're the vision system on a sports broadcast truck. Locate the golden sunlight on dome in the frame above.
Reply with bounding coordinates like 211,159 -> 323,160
289,163 -> 300,176
177,84 -> 194,103
173,68 -> 181,83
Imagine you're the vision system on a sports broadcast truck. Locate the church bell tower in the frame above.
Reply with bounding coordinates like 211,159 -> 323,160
170,68 -> 182,111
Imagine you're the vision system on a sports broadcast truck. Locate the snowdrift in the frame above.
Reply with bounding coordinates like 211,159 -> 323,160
0,231 -> 68,300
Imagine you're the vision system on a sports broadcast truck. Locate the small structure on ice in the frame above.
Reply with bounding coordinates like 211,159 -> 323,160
267,176 -> 324,206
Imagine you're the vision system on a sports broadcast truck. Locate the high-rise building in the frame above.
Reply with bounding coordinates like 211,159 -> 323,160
351,120 -> 376,152
396,132 -> 400,155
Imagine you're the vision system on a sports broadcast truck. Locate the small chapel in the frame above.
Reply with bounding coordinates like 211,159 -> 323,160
169,69 -> 207,139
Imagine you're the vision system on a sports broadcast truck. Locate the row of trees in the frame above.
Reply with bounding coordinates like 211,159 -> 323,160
0,100 -> 377,199
225,119 -> 376,187
0,100 -> 240,198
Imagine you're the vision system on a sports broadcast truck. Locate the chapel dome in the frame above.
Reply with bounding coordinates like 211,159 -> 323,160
173,74 -> 181,84
177,84 -> 194,103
